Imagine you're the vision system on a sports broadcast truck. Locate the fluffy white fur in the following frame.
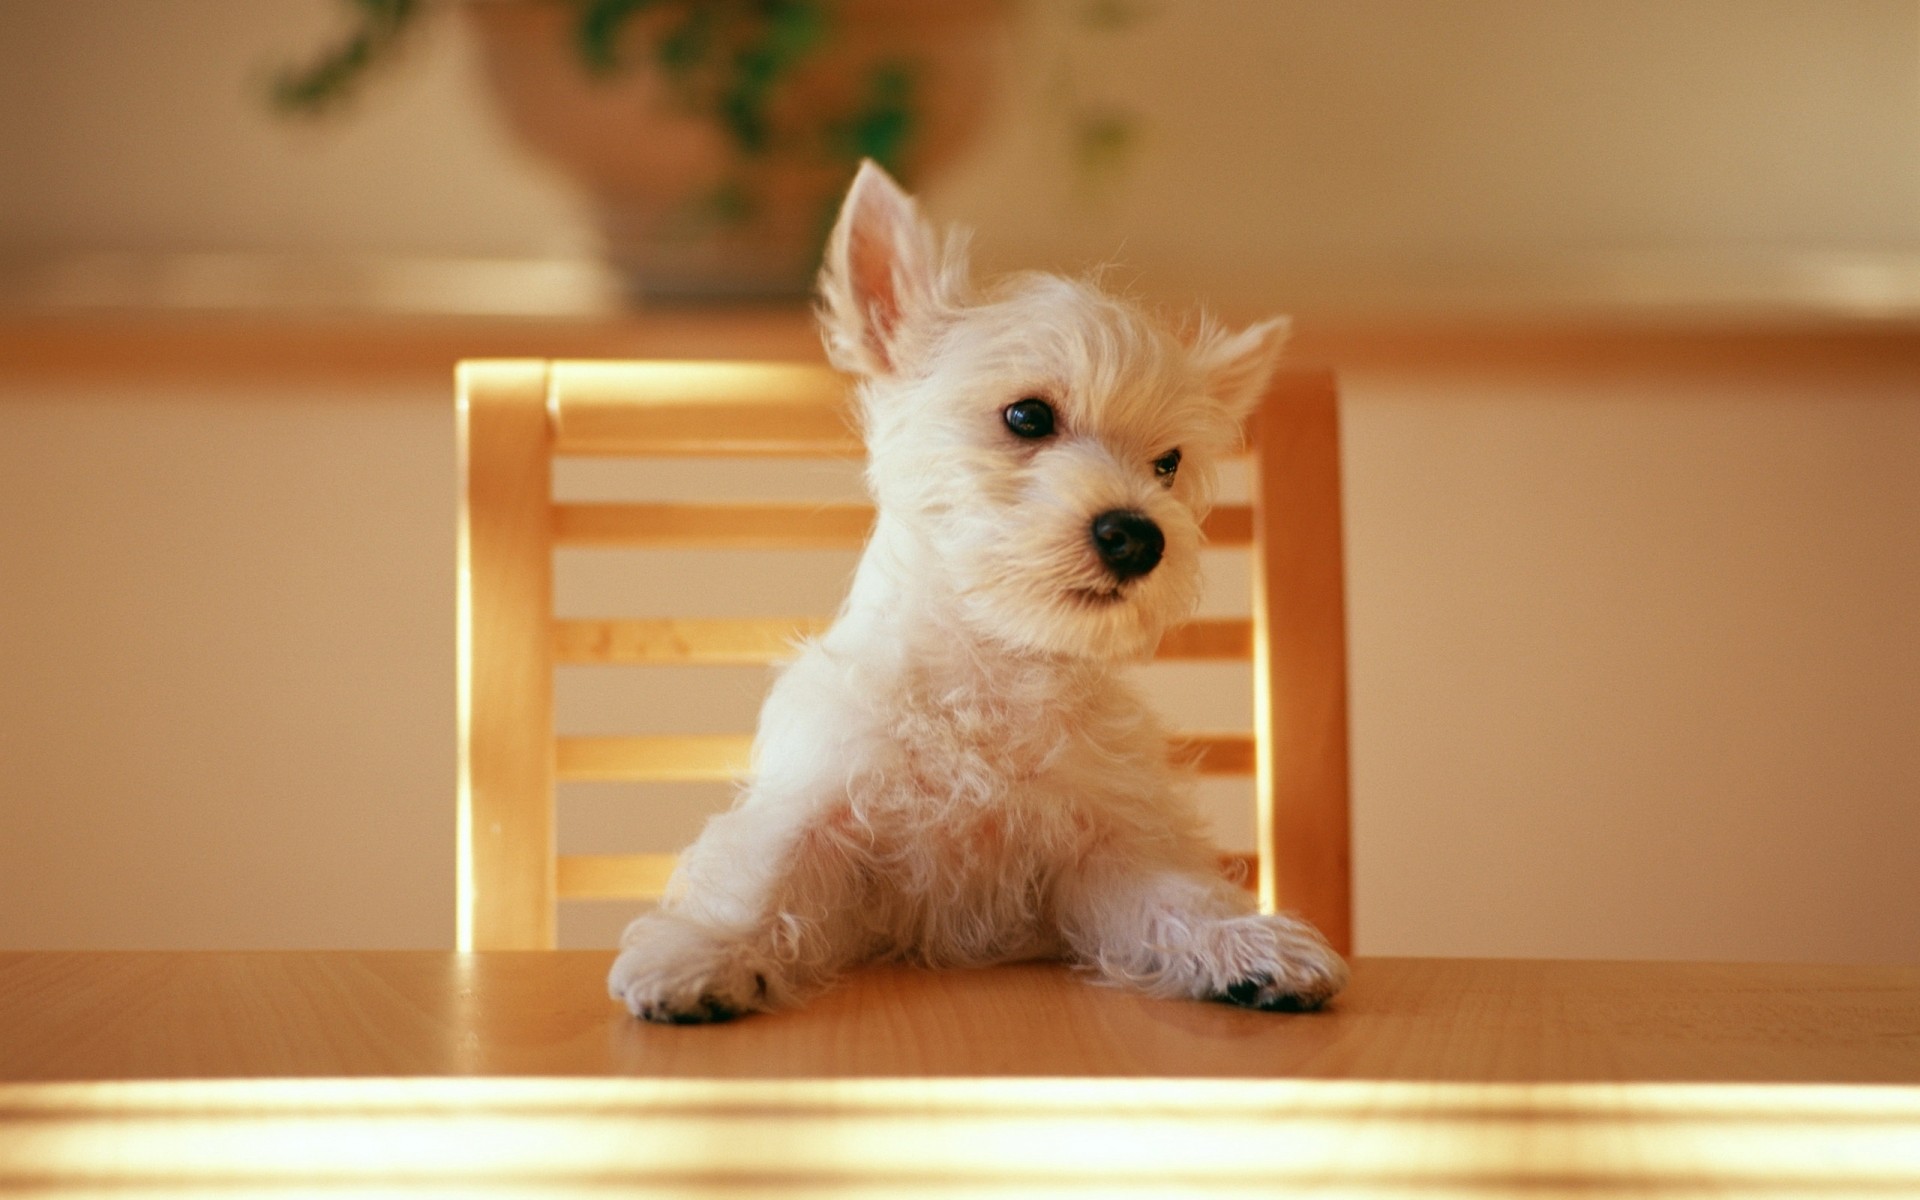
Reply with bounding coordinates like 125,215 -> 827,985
609,161 -> 1348,1022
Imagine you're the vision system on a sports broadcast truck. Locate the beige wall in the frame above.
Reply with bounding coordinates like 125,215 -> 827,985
0,0 -> 592,260
950,0 -> 1920,303
1345,363 -> 1920,963
0,384 -> 457,949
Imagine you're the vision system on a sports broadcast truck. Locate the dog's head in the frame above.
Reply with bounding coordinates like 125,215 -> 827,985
817,161 -> 1287,660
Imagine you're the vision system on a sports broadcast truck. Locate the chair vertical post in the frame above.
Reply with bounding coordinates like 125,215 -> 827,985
457,361 -> 556,950
1250,371 -> 1354,955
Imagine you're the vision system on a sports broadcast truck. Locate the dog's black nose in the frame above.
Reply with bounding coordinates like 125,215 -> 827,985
1091,509 -> 1164,580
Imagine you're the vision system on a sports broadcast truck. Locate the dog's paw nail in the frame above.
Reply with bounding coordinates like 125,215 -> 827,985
1219,977 -> 1269,1007
1216,975 -> 1328,1013
639,993 -> 743,1025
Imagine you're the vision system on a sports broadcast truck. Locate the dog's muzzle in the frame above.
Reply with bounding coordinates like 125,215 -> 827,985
1091,509 -> 1164,580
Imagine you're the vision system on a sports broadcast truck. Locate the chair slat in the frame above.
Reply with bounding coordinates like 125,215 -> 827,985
1175,733 -> 1257,776
550,361 -> 859,457
554,502 -> 874,548
558,734 -> 752,782
556,732 -> 1255,782
1204,505 -> 1253,545
555,617 -> 827,665
1220,850 -> 1258,892
457,360 -> 557,952
1252,370 -> 1354,953
1155,618 -> 1254,660
557,851 -> 1257,901
554,503 -> 1254,548
555,617 -> 1254,665
557,853 -> 678,900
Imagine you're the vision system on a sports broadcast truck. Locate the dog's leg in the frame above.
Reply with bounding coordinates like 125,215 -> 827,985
607,907 -> 780,1024
608,800 -> 868,1023
1056,857 -> 1348,1011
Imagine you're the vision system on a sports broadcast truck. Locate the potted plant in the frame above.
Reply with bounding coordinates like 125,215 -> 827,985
277,0 -> 1008,301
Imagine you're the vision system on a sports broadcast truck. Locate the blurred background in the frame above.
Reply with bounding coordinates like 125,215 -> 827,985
1,0 -> 1915,959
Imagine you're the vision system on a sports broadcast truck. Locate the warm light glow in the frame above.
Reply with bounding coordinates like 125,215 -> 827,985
453,377 -> 475,954
3,1078 -> 1917,1193
1247,458 -> 1279,918
548,359 -> 857,458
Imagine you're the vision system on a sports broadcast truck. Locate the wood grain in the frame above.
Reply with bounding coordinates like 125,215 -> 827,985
6,954 -> 1916,1198
3,953 -> 1916,1083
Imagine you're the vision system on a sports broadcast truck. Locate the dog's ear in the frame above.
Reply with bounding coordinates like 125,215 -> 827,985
1195,316 -> 1290,424
817,159 -> 955,378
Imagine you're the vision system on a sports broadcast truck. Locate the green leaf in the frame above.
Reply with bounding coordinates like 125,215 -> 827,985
843,61 -> 915,173
655,5 -> 718,79
575,0 -> 664,76
269,0 -> 421,116
761,0 -> 827,64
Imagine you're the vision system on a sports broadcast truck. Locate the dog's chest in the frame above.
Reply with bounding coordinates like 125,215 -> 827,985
843,681 -> 1101,961
889,694 -> 1054,795
878,659 -> 1108,799
845,660 -> 1145,868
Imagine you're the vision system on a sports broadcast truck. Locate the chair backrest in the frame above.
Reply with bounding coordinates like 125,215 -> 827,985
457,359 -> 1352,954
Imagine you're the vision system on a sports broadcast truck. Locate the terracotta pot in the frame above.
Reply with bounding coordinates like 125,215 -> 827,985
464,0 -> 1007,301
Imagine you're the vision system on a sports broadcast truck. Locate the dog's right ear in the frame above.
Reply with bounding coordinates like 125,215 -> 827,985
1194,315 -> 1290,425
817,159 -> 956,378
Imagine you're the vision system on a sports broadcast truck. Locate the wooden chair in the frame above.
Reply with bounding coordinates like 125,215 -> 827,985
457,359 -> 1352,955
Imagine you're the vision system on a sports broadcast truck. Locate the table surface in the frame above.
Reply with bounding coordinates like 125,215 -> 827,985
4,953 -> 1918,1198
4,951 -> 1918,1083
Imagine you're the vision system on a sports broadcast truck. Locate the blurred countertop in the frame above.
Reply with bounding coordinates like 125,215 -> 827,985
3,251 -> 1919,388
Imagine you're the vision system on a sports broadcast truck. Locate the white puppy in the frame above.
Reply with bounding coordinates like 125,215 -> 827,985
610,161 -> 1348,1022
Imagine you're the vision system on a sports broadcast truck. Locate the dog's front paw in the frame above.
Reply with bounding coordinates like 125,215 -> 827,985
1207,914 -> 1349,1013
1215,973 -> 1332,1012
608,916 -> 772,1024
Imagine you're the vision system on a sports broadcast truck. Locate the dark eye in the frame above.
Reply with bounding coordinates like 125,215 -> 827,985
1153,448 -> 1182,482
1003,398 -> 1056,440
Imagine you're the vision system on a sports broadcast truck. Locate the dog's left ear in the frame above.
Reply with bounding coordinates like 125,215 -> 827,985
817,159 -> 959,378
1195,316 -> 1291,424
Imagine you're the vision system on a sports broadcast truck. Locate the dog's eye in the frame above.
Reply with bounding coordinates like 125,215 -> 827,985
1153,448 -> 1182,482
1003,398 -> 1056,440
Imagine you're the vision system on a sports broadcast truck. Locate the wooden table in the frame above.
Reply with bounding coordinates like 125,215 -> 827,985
3,953 -> 1918,1196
